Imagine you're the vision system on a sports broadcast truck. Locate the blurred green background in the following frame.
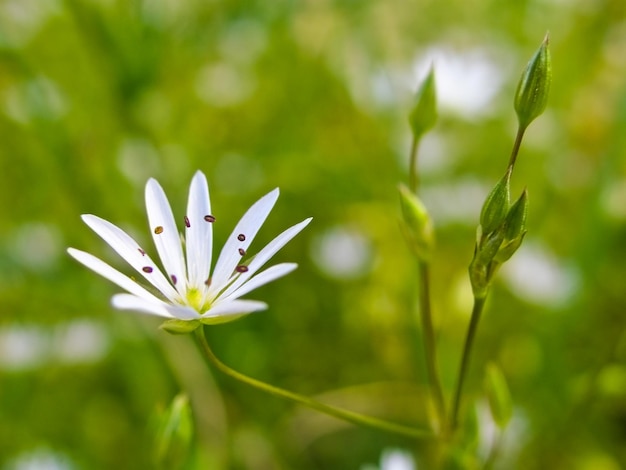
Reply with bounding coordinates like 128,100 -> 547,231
1,0 -> 626,468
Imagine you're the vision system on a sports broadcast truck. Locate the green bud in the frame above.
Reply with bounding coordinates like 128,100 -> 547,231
504,188 -> 528,240
479,170 -> 511,237
154,394 -> 194,468
484,362 -> 513,429
469,230 -> 505,298
514,33 -> 552,130
408,66 -> 437,139
495,189 -> 528,263
160,319 -> 201,334
398,184 -> 434,261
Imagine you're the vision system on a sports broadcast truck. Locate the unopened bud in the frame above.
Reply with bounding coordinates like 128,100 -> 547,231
514,34 -> 552,130
480,170 -> 511,237
408,66 -> 437,140
495,189 -> 528,262
504,188 -> 528,240
399,184 -> 434,261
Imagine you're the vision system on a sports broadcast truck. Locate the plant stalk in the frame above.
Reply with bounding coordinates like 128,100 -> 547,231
194,327 -> 433,440
449,295 -> 487,432
418,261 -> 446,427
507,125 -> 527,172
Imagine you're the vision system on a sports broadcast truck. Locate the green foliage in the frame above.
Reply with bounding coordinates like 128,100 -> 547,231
0,1 -> 625,469
484,362 -> 513,429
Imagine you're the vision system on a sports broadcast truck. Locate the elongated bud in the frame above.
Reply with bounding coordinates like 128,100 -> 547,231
504,188 -> 528,240
154,394 -> 194,468
399,184 -> 434,261
480,170 -> 511,237
495,189 -> 528,262
408,66 -> 437,140
514,34 -> 552,130
469,229 -> 505,298
484,363 -> 513,429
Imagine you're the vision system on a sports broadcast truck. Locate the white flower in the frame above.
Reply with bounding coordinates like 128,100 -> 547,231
68,171 -> 311,330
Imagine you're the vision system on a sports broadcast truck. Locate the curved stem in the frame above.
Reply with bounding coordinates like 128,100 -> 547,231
507,125 -> 527,172
418,261 -> 446,427
194,327 -> 433,440
449,295 -> 487,432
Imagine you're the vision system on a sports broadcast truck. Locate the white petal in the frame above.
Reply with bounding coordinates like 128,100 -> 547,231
218,263 -> 297,303
68,248 -> 168,305
111,293 -> 174,318
163,304 -> 202,320
202,299 -> 267,318
81,214 -> 179,301
145,178 -> 188,297
209,188 -> 279,296
185,171 -> 213,288
219,217 -> 311,299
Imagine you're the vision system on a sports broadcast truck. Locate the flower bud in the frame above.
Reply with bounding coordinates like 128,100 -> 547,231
514,34 -> 552,130
408,66 -> 437,140
495,189 -> 528,262
504,188 -> 528,240
399,184 -> 434,261
469,229 -> 505,298
479,170 -> 511,237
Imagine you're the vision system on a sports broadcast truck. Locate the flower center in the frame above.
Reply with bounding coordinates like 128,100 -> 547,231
186,287 -> 210,312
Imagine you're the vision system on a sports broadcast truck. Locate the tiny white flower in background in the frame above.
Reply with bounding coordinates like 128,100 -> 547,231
68,171 -> 311,331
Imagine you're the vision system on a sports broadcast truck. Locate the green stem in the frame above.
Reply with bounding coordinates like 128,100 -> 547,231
409,135 -> 421,192
507,125 -> 527,172
449,295 -> 487,432
194,327 -> 433,440
418,261 -> 446,427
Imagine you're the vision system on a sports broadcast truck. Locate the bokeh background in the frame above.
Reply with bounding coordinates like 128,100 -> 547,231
1,0 -> 626,468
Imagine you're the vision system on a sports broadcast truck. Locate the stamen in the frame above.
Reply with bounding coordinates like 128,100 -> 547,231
204,215 -> 216,223
138,248 -> 146,256
184,216 -> 190,228
142,266 -> 153,273
154,226 -> 164,234
237,234 -> 246,241
171,274 -> 177,285
236,265 -> 248,273
238,248 -> 246,256
204,277 -> 212,286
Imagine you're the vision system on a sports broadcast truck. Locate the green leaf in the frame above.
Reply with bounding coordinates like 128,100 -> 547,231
514,33 -> 552,130
484,362 -> 513,429
408,66 -> 437,139
154,394 -> 194,468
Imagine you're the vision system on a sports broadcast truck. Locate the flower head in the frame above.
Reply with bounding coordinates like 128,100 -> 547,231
68,171 -> 311,331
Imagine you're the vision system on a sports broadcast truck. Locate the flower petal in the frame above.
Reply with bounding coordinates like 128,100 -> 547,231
209,188 -> 279,297
202,299 -> 268,319
68,248 -> 169,304
163,304 -> 202,320
218,263 -> 297,303
185,171 -> 213,288
81,214 -> 179,301
145,178 -> 188,297
218,217 -> 311,299
111,293 -> 174,318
